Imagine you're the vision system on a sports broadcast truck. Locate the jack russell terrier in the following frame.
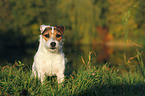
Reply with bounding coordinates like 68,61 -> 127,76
31,25 -> 65,84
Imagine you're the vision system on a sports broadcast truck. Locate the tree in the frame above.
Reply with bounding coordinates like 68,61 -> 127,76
0,0 -> 58,46
135,0 -> 145,30
58,0 -> 105,45
106,0 -> 137,40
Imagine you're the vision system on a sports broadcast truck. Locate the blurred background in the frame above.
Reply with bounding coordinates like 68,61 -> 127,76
0,0 -> 145,72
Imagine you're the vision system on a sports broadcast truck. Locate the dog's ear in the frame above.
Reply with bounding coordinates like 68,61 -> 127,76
57,25 -> 65,34
40,25 -> 45,33
40,25 -> 50,33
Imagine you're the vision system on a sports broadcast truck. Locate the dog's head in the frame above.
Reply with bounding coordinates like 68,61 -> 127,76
40,25 -> 65,52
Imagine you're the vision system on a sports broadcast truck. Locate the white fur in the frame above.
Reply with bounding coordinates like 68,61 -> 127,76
31,35 -> 65,84
40,25 -> 50,33
51,26 -> 54,34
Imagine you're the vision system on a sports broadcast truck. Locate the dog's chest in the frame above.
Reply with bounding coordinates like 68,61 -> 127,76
35,51 -> 65,75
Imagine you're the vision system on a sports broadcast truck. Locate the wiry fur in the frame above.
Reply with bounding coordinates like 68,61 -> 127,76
31,25 -> 65,84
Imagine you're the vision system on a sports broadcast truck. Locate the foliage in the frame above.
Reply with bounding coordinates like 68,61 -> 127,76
58,0 -> 93,44
0,0 -> 58,45
135,0 -> 145,29
106,0 -> 137,39
0,0 -> 145,46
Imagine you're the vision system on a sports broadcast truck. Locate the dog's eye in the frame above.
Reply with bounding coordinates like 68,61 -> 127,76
44,34 -> 50,38
56,34 -> 62,38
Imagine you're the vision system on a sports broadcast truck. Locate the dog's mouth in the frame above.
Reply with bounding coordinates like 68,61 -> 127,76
50,47 -> 56,50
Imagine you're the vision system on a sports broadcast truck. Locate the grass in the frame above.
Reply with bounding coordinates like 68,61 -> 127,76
1,53 -> 145,96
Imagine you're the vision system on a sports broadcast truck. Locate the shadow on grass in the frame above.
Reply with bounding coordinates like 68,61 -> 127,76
18,83 -> 145,96
76,84 -> 145,96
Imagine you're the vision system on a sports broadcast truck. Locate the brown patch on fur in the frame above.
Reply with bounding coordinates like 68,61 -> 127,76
42,28 -> 63,41
53,31 -> 63,41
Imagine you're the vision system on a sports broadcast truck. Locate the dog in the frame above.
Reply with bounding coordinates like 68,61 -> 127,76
31,24 -> 65,84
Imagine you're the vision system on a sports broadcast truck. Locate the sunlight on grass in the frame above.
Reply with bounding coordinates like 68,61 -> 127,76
1,53 -> 145,95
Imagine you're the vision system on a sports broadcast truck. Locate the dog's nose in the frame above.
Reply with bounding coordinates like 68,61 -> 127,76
50,42 -> 56,47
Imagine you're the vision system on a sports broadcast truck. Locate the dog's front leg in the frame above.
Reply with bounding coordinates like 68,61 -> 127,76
38,72 -> 45,84
56,73 -> 64,84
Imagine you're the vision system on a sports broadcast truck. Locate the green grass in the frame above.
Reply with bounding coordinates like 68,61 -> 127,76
1,59 -> 145,96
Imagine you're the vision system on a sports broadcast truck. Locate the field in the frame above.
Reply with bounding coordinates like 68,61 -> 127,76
1,56 -> 145,96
